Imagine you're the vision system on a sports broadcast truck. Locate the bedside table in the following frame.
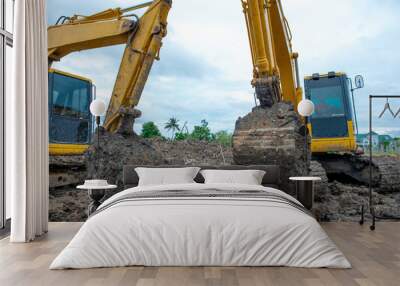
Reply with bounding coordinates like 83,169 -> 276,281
77,182 -> 117,215
289,177 -> 321,210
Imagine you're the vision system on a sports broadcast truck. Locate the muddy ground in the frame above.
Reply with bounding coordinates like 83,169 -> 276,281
49,138 -> 400,222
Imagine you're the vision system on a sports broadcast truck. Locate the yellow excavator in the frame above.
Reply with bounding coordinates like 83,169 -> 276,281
47,0 -> 355,156
48,0 -> 171,155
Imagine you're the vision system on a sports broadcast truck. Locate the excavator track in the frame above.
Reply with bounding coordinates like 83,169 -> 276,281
313,153 -> 400,192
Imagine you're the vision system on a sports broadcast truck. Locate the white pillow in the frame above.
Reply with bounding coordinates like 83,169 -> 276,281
200,169 -> 266,185
135,167 -> 200,186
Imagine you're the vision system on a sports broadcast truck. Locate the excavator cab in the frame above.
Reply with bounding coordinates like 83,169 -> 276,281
304,72 -> 357,153
48,69 -> 94,155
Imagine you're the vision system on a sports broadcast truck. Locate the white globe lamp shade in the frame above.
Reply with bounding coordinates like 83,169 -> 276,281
90,99 -> 106,116
297,99 -> 315,117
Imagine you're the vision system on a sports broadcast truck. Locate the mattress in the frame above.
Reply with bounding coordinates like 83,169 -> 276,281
50,183 -> 350,269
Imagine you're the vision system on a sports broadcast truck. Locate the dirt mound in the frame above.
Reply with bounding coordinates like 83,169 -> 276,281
148,137 -> 232,166
314,181 -> 400,221
232,102 -> 307,194
85,129 -> 166,187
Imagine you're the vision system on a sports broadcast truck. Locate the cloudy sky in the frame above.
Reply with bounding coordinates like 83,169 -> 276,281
47,0 -> 400,136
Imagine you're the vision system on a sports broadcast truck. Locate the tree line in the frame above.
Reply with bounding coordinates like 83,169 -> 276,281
141,118 -> 232,147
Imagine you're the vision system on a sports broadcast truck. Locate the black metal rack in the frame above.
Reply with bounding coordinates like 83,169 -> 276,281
359,95 -> 400,230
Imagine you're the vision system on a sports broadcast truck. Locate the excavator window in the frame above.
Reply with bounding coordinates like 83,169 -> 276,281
48,71 -> 92,145
305,74 -> 353,140
51,73 -> 90,119
310,85 -> 346,119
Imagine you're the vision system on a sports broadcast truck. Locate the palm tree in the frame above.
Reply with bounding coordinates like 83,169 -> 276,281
164,117 -> 180,139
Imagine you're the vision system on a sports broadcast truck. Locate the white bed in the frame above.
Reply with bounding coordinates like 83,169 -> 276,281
50,183 -> 351,269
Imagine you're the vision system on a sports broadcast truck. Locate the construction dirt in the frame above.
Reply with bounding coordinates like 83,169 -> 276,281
49,134 -> 400,222
49,135 -> 233,221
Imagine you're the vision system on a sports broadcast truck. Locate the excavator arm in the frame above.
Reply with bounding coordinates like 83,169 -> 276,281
103,0 -> 171,133
241,0 -> 302,108
48,0 -> 172,133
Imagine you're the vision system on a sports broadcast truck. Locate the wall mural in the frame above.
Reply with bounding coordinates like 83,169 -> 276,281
46,0 -> 400,223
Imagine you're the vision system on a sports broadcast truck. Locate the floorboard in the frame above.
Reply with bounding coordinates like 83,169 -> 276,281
0,222 -> 399,286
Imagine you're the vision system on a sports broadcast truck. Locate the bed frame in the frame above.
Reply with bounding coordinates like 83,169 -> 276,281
123,165 -> 281,190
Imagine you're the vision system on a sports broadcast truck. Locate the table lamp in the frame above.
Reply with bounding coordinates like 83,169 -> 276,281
297,99 -> 315,169
90,99 -> 106,178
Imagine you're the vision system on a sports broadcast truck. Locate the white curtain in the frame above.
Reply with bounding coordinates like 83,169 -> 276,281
7,0 -> 49,242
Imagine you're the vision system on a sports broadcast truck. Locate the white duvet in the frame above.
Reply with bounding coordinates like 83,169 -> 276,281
50,183 -> 351,269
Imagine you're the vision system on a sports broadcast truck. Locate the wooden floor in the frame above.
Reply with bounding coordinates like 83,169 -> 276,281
0,222 -> 399,286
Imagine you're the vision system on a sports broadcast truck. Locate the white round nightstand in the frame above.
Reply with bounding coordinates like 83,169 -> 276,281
289,176 -> 321,210
77,182 -> 117,215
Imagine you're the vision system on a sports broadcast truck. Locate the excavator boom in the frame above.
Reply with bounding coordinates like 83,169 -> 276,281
242,0 -> 302,108
104,0 -> 171,133
48,15 -> 134,63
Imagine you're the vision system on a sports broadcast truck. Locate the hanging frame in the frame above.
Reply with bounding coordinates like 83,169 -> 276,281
359,95 -> 400,230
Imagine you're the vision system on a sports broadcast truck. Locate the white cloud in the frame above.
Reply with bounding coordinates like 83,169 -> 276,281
285,0 -> 397,62
166,0 -> 252,81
